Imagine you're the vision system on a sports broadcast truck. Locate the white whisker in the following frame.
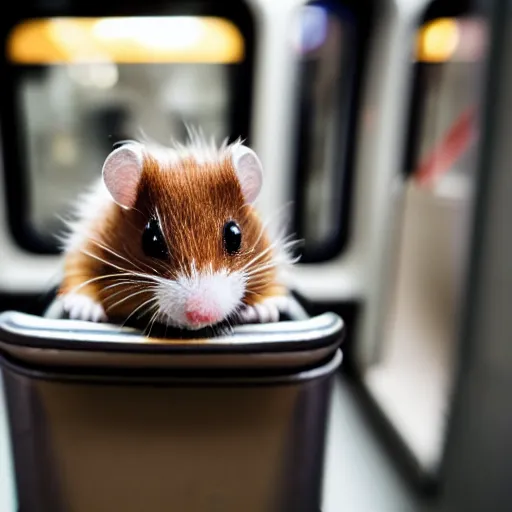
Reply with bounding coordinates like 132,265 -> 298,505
145,307 -> 161,338
240,240 -> 279,272
121,297 -> 160,328
103,282 -> 149,303
244,262 -> 281,278
106,288 -> 155,312
248,201 -> 294,252
66,272 -> 151,296
88,238 -> 148,274
101,280 -> 147,292
81,249 -> 167,286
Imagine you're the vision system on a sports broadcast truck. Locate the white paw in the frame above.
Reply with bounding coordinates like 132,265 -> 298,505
237,296 -> 294,324
61,293 -> 107,322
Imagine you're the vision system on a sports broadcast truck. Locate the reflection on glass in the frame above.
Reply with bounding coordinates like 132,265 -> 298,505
412,17 -> 486,196
7,17 -> 245,242
370,16 -> 488,471
291,1 -> 355,253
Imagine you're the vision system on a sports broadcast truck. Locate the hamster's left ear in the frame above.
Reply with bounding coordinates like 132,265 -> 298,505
232,145 -> 263,204
102,144 -> 143,209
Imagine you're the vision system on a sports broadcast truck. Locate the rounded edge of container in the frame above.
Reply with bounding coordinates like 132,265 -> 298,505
0,348 -> 343,386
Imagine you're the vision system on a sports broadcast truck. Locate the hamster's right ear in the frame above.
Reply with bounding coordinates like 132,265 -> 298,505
102,144 -> 143,209
232,145 -> 263,204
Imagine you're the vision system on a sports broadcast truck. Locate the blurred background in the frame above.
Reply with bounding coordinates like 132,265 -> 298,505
1,0 -> 512,510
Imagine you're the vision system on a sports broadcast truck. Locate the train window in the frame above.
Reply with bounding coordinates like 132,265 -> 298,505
289,0 -> 372,263
365,9 -> 488,478
1,8 -> 254,253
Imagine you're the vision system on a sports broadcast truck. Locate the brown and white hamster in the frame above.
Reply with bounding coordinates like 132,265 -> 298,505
57,130 -> 300,331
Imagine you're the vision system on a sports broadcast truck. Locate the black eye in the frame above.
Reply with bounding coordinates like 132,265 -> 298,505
223,221 -> 242,255
142,218 -> 169,260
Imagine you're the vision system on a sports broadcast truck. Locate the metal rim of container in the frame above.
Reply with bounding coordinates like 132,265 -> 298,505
0,310 -> 344,355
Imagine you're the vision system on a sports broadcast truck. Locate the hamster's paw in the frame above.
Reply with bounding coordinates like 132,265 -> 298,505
236,295 -> 294,324
61,293 -> 107,322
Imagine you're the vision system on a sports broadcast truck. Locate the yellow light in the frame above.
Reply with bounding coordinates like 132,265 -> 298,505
417,18 -> 459,63
93,17 -> 204,51
7,17 -> 244,64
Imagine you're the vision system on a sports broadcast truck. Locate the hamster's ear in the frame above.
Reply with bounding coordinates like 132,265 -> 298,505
232,145 -> 263,204
102,144 -> 143,209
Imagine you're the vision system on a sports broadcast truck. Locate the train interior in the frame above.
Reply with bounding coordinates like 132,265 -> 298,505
0,0 -> 510,510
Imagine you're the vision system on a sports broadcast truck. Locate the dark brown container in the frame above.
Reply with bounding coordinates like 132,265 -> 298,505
0,308 -> 344,512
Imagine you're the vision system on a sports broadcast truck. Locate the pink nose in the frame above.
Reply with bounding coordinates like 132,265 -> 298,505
185,297 -> 221,325
185,310 -> 219,325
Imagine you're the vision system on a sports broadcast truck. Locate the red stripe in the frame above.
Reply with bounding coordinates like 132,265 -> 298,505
414,106 -> 476,186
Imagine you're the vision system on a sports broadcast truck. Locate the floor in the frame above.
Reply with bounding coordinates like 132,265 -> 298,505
322,375 -> 434,512
363,182 -> 469,475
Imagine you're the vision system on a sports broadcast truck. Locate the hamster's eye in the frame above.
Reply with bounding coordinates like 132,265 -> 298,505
142,219 -> 169,260
223,221 -> 242,255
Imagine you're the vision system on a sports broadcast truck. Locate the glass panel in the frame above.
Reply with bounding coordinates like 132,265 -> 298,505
365,15 -> 488,474
6,16 -> 246,243
291,1 -> 357,259
412,17 -> 486,195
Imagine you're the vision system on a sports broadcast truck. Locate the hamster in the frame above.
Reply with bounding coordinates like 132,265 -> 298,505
57,130 -> 300,331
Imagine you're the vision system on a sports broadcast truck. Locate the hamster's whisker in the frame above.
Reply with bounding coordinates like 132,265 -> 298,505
88,238 -> 146,273
116,217 -> 167,272
82,249 -> 168,286
245,277 -> 273,289
102,282 -> 148,303
115,216 -> 167,272
119,243 -> 161,274
105,288 -> 153,312
272,230 -> 297,248
101,280 -> 147,292
243,234 -> 300,278
245,235 -> 301,273
89,237 -> 164,276
236,203 -> 253,214
244,262 -> 280,278
239,241 -> 279,272
275,235 -> 303,254
212,322 -> 232,338
248,214 -> 279,253
129,252 -> 167,276
280,238 -> 303,249
66,272 -> 149,296
244,283 -> 273,296
224,314 -> 237,334
243,291 -> 265,302
124,202 -> 147,221
245,255 -> 296,277
144,307 -> 161,338
248,201 -> 294,252
137,301 -> 161,330
274,243 -> 303,266
121,296 -> 160,329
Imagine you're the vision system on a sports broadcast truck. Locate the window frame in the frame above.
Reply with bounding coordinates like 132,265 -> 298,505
0,0 -> 255,254
289,0 -> 374,264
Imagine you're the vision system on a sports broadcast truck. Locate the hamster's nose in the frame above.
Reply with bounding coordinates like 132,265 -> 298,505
185,297 -> 221,326
185,310 -> 219,325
